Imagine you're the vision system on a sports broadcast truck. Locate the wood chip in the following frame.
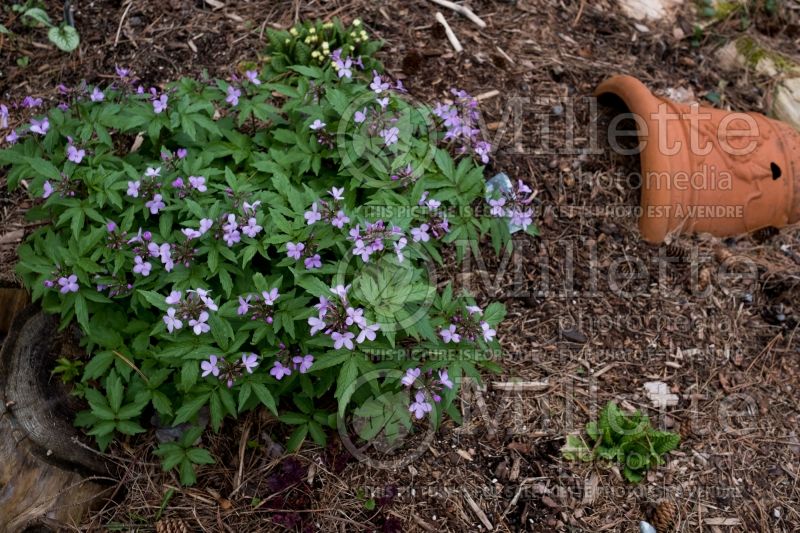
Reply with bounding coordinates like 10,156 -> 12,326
463,490 -> 494,530
491,380 -> 549,392
703,517 -> 741,526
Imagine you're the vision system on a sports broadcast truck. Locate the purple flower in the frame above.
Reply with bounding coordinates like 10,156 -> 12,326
293,354 -> 314,374
356,322 -> 380,343
166,290 -> 182,305
194,288 -> 218,311
0,104 -> 8,129
6,130 -> 18,144
243,200 -> 261,214
201,355 -> 220,377
106,221 -> 117,232
245,70 -> 261,85
199,218 -> 213,234
331,284 -> 349,300
182,228 -> 201,239
127,180 -> 140,198
22,96 -> 43,108
189,311 -> 210,335
377,97 -> 389,109
176,148 -> 188,159
29,117 -> 49,135
370,71 -> 390,93
188,176 -> 207,192
133,256 -> 152,276
270,361 -> 292,380
115,66 -> 130,78
409,390 -> 432,419
440,324 -> 461,343
163,308 -> 183,332
345,307 -> 366,328
331,331 -> 355,350
66,145 -> 85,164
380,127 -> 399,146
153,94 -> 168,114
331,210 -> 350,229
439,370 -> 453,389
261,288 -> 279,305
90,87 -> 105,102
308,315 -> 326,335
488,198 -> 506,217
58,274 -> 79,294
394,237 -> 407,262
241,353 -> 259,374
226,85 -> 241,106
354,108 -> 367,123
304,203 -> 322,225
329,187 -> 345,201
304,254 -> 322,270
237,295 -> 251,315
146,167 -> 161,177
411,224 -> 430,243
242,217 -> 262,238
42,181 -> 53,199
466,305 -> 483,316
223,228 -> 241,247
480,321 -> 497,342
335,57 -> 352,79
145,194 -> 166,214
286,242 -> 305,260
309,119 -> 326,131
402,367 -> 420,387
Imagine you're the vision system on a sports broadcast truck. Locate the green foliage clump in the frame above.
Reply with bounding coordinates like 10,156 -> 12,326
562,401 -> 680,483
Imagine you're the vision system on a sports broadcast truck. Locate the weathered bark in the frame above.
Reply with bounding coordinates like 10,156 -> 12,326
0,306 -> 113,532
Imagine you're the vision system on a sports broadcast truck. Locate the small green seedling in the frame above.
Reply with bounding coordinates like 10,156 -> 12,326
562,401 -> 680,483
154,426 -> 215,486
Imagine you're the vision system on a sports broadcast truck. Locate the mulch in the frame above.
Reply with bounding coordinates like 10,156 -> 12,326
2,0 -> 800,531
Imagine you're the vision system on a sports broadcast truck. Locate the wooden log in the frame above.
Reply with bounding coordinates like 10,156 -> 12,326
0,287 -> 29,337
1,306 -> 113,532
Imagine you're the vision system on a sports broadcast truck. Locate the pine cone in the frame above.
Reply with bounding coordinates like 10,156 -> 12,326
678,420 -> 692,441
664,243 -> 687,262
653,499 -> 677,532
155,517 -> 190,533
752,226 -> 779,243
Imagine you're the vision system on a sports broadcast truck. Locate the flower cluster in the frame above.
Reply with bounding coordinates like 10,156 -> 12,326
201,352 -> 260,388
237,288 -> 280,324
433,89 -> 492,164
308,285 -> 380,349
304,186 -> 350,229
439,305 -> 496,345
488,179 -> 536,231
162,288 -> 219,335
347,219 -> 407,263
268,343 -> 315,381
401,367 -> 454,419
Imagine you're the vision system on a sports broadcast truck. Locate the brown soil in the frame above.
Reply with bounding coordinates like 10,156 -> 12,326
2,0 -> 800,532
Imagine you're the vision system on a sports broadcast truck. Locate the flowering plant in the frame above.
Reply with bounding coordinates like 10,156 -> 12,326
0,20 -> 527,485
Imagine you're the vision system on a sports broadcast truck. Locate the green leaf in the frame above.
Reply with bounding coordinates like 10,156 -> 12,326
174,394 -> 211,425
22,8 -> 52,26
186,447 -> 215,465
83,351 -> 114,381
286,424 -> 308,452
48,25 -> 80,52
251,382 -> 278,416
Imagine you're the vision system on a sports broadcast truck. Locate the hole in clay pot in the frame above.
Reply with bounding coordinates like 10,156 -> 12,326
771,162 -> 782,180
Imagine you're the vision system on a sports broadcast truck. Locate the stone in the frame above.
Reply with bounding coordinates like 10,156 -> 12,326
617,0 -> 684,22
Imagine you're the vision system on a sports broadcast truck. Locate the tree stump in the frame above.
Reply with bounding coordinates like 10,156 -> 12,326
0,305 -> 113,532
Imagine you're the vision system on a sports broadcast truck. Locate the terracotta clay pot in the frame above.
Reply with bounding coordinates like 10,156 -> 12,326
595,75 -> 800,243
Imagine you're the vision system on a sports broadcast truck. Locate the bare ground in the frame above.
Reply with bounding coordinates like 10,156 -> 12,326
2,0 -> 800,531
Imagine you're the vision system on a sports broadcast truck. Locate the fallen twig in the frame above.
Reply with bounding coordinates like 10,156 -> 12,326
435,12 -> 463,53
428,0 -> 487,28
